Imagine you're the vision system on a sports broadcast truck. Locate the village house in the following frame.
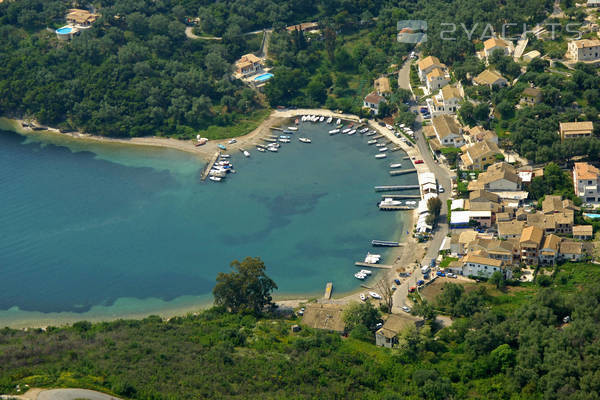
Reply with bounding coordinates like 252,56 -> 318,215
375,314 -> 424,348
363,92 -> 386,115
417,56 -> 447,81
559,241 -> 585,261
520,87 -> 542,106
539,234 -> 561,265
426,68 -> 450,93
460,140 -> 501,170
468,162 -> 522,192
522,50 -> 541,62
573,225 -> 594,240
66,9 -> 99,27
527,211 -> 574,235
374,76 -> 391,96
567,39 -> 600,61
459,252 -> 509,278
573,162 -> 600,203
465,126 -> 498,144
450,230 -> 480,256
432,115 -> 464,147
286,22 -> 319,33
301,304 -> 345,333
427,85 -> 464,116
588,0 -> 600,7
235,54 -> 264,77
473,69 -> 509,88
465,238 -> 518,264
542,195 -> 579,215
482,37 -> 511,59
519,225 -> 544,265
498,220 -> 525,239
470,189 -> 500,204
559,121 -> 594,140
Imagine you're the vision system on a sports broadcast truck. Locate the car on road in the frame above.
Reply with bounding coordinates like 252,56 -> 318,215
375,322 -> 383,329
228,139 -> 237,144
436,271 -> 446,277
447,273 -> 457,278
402,306 -> 411,313
385,124 -> 393,130
394,279 -> 401,285
438,185 -> 445,193
417,279 -> 425,286
415,159 -> 424,164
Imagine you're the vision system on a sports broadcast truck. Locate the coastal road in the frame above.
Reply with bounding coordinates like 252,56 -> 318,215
37,389 -> 122,400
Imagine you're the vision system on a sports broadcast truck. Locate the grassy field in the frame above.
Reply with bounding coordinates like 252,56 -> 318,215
196,109 -> 271,140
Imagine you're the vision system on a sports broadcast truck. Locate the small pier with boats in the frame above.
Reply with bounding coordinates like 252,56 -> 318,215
200,152 -> 220,181
390,168 -> 416,176
323,282 -> 333,299
374,185 -> 419,192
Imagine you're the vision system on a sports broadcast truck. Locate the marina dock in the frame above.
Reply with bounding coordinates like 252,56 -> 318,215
271,127 -> 284,131
200,151 -> 220,181
378,204 -> 415,210
323,282 -> 333,299
374,185 -> 419,192
371,240 -> 401,247
354,262 -> 392,269
390,168 -> 416,176
390,147 -> 401,152
380,194 -> 420,199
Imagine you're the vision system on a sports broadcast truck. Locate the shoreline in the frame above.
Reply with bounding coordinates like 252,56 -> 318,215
0,109 -> 418,329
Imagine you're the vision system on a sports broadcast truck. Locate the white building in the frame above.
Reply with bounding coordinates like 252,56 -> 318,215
427,85 -> 463,117
567,39 -> 600,62
417,56 -> 446,81
460,253 -> 510,278
573,162 -> 600,203
482,37 -> 511,59
425,68 -> 450,93
432,115 -> 464,148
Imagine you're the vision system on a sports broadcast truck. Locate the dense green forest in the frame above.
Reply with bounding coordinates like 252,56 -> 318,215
1,262 -> 600,399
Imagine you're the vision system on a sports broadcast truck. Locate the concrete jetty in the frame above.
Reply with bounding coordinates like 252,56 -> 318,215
354,262 -> 392,269
323,282 -> 333,299
378,204 -> 415,210
390,168 -> 416,176
374,185 -> 419,192
200,151 -> 220,181
380,194 -> 420,199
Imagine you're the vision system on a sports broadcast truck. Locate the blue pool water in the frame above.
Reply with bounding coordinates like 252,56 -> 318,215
254,73 -> 274,82
584,213 -> 600,219
56,27 -> 73,34
0,121 -> 418,326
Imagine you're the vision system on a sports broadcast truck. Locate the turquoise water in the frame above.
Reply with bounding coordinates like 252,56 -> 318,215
254,73 -> 274,82
0,122 -> 418,326
56,27 -> 73,34
584,213 -> 600,219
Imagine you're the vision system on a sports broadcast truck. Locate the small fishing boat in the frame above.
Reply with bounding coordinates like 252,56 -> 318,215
209,176 -> 222,182
279,138 -> 290,143
319,116 -> 325,122
364,253 -> 381,263
379,198 -> 402,207
379,147 -> 388,152
375,153 -> 387,159
360,293 -> 366,301
283,129 -> 294,134
279,135 -> 290,139
342,128 -> 351,134
336,118 -> 341,125
348,129 -> 356,135
360,128 -> 369,133
367,139 -> 377,145
369,292 -> 381,299
217,144 -> 226,150
390,163 -> 402,168
326,116 -> 333,123
220,154 -> 231,159
360,269 -> 372,275
354,272 -> 366,280
256,147 -> 266,152
243,150 -> 250,157
366,131 -> 375,137
328,129 -> 340,134
376,143 -> 385,147
287,126 -> 298,131
298,137 -> 311,143
267,146 -> 278,152
196,137 -> 208,146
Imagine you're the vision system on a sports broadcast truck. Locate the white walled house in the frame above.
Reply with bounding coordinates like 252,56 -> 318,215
573,162 -> 600,203
568,39 -> 600,61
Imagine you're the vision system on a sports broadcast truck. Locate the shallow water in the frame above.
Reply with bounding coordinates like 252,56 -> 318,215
0,121 -> 418,326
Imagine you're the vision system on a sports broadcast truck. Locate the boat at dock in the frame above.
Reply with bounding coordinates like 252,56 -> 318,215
390,163 -> 402,168
279,138 -> 290,143
379,147 -> 388,152
365,131 -> 375,136
348,129 -> 356,135
243,150 -> 250,157
283,129 -> 294,134
336,118 -> 341,125
379,198 -> 402,208
375,143 -> 385,147
267,146 -> 278,152
217,144 -> 226,150
209,176 -> 222,182
287,126 -> 298,131
375,153 -> 387,159
279,135 -> 290,139
367,140 -> 377,145
364,253 -> 381,263
256,147 -> 266,152
327,116 -> 333,123
360,128 -> 369,133
360,269 -> 372,275
354,272 -> 366,280
328,129 -> 340,134
319,116 -> 325,122
298,137 -> 311,143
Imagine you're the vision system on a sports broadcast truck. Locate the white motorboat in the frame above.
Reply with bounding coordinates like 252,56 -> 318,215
364,253 -> 381,263
319,116 -> 325,122
342,128 -> 351,134
209,176 -> 222,182
369,291 -> 381,299
279,138 -> 290,143
367,140 -> 377,145
243,150 -> 250,157
256,147 -> 266,152
220,154 -> 231,159
390,163 -> 402,168
328,129 -> 340,134
228,139 -> 237,144
360,128 -> 369,133
360,293 -> 366,301
267,146 -> 278,152
379,147 -> 388,152
375,153 -> 387,159
326,116 -> 333,123
366,132 -> 375,136
209,169 -> 226,177
336,118 -> 341,125
280,135 -> 290,139
376,143 -> 386,147
287,126 -> 298,131
298,137 -> 311,143
380,198 -> 402,207
360,269 -> 372,275
347,129 -> 356,135
399,124 -> 405,128
354,272 -> 367,280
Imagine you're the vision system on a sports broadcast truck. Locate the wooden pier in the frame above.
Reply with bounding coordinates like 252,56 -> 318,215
380,194 -> 421,199
374,185 -> 420,192
390,168 -> 416,176
323,282 -> 333,299
200,151 -> 220,181
379,204 -> 415,210
354,262 -> 392,269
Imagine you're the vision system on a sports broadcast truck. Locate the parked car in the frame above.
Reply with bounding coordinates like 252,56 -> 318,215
402,306 -> 411,313
391,285 -> 397,291
417,279 -> 425,286
420,107 -> 428,113
228,139 -> 237,144
394,279 -> 401,285
378,121 -> 386,127
385,124 -> 393,130
415,159 -> 424,164
438,185 -> 445,193
408,286 -> 416,293
447,273 -> 457,278
436,271 -> 446,277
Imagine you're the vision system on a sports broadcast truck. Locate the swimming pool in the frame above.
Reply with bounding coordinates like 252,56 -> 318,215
56,27 -> 73,34
254,73 -> 274,82
584,213 -> 600,219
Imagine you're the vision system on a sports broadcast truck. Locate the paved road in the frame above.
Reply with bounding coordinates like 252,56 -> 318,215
37,389 -> 122,400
